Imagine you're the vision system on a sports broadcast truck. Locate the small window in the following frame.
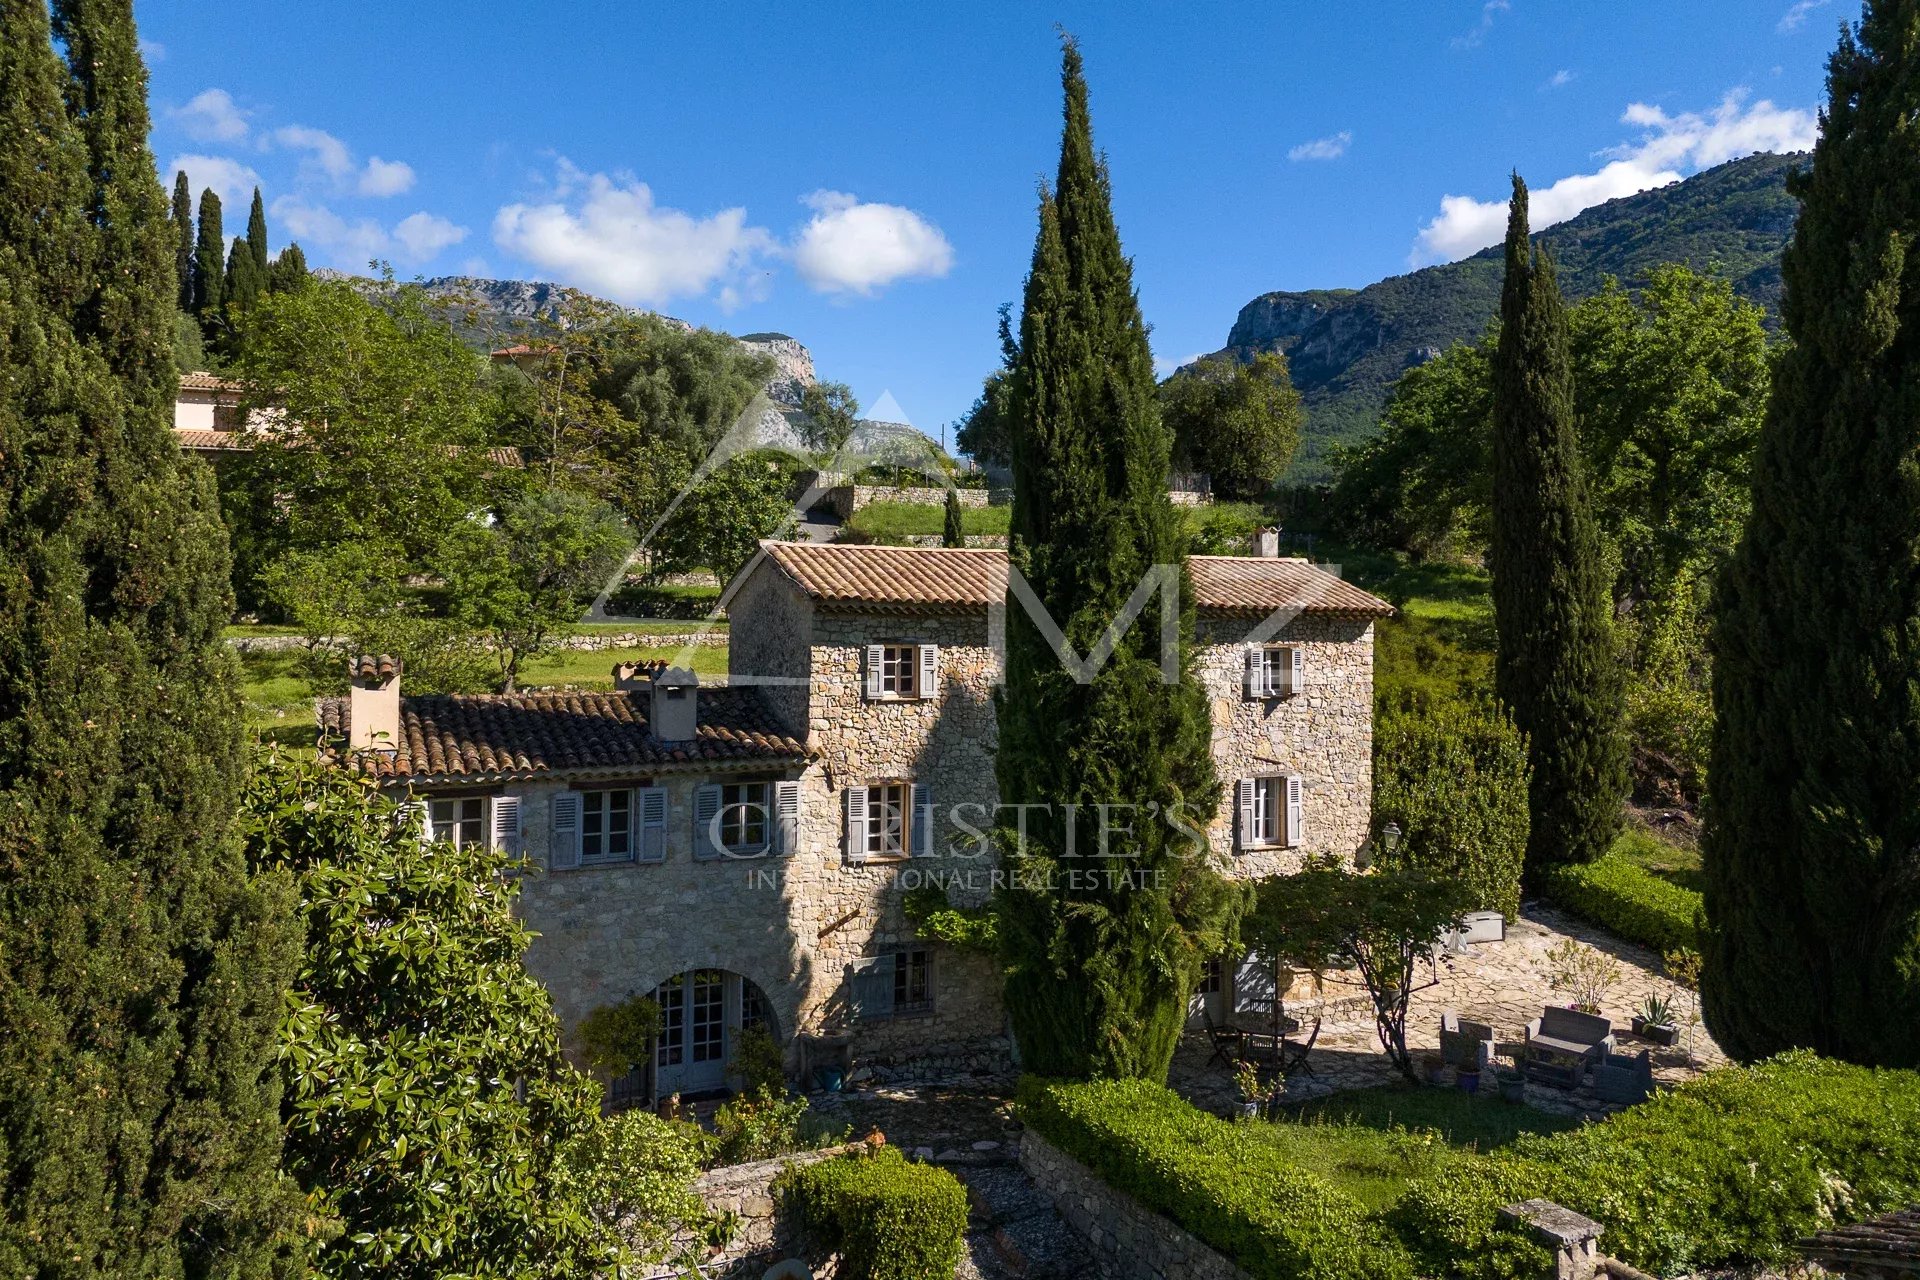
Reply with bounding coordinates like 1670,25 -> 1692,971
881,644 -> 918,698
892,949 -> 933,1015
853,950 -> 934,1021
580,789 -> 632,863
867,782 -> 911,860
429,796 -> 486,847
1237,775 -> 1303,850
1249,777 -> 1280,846
720,780 -> 771,854
1198,957 -> 1224,996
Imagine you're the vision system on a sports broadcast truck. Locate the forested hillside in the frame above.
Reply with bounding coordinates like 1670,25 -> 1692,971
1213,151 -> 1803,478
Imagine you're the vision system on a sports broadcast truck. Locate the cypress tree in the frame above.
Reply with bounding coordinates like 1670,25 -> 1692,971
992,40 -> 1240,1081
1488,175 -> 1626,880
246,185 -> 269,274
171,168 -> 193,311
225,233 -> 262,316
0,1 -> 303,1270
191,185 -> 224,329
1704,1 -> 1920,1066
269,240 -> 309,293
942,486 -> 965,547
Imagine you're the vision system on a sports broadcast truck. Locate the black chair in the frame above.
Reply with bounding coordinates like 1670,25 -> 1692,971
1202,1007 -> 1244,1069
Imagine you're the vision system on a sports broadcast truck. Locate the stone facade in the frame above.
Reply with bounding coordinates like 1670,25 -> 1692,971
1020,1131 -> 1253,1280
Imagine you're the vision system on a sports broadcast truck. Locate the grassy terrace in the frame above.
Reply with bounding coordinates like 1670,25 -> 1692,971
846,500 -> 1011,541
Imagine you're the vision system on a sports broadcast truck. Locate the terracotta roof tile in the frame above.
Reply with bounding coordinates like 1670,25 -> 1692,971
746,541 -> 1392,619
316,685 -> 807,783
173,428 -> 250,451
178,370 -> 243,393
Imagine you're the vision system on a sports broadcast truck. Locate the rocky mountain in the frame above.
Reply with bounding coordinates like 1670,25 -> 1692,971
1213,151 -> 1805,480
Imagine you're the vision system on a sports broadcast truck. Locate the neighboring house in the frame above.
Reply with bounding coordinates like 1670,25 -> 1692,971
316,541 -> 1391,1098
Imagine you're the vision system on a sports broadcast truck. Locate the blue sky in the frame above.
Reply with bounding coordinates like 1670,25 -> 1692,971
141,1 -> 1837,445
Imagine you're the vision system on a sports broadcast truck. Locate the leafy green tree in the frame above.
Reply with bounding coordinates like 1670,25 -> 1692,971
268,241 -> 309,293
1372,696 -> 1531,918
942,487 -> 966,547
191,184 -> 224,330
0,2 -> 304,1271
242,750 -> 627,1277
245,184 -> 268,274
797,379 -> 860,453
171,306 -> 205,370
1489,176 -> 1627,878
445,489 -> 635,691
993,40 -> 1242,1081
1705,0 -> 1920,1067
1161,350 -> 1303,500
651,452 -> 796,583
954,302 -> 1019,469
171,167 -> 193,311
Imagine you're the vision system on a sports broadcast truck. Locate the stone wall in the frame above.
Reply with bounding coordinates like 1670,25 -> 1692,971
822,483 -> 996,520
638,1141 -> 863,1280
1020,1131 -> 1253,1280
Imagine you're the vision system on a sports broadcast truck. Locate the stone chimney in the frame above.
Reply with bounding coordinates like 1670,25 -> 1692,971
650,667 -> 699,742
1252,526 -> 1282,557
347,654 -> 402,751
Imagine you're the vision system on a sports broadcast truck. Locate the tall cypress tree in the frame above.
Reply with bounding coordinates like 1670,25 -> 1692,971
269,240 -> 309,293
225,233 -> 262,316
0,1 -> 303,1270
170,168 -> 193,311
1704,1 -> 1920,1067
191,185 -> 224,329
1488,176 -> 1626,879
942,486 -> 965,547
992,40 -> 1240,1081
246,184 -> 268,275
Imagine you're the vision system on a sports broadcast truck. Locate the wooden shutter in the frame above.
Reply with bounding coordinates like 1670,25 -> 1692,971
911,783 -> 934,858
849,955 -> 895,1021
773,780 -> 800,856
864,644 -> 884,699
1284,775 -> 1304,847
1243,646 -> 1263,699
549,792 -> 581,870
917,644 -> 939,700
1286,646 -> 1304,696
637,786 -> 668,862
693,784 -> 722,860
845,785 -> 870,863
1235,778 -> 1256,851
490,794 -> 522,855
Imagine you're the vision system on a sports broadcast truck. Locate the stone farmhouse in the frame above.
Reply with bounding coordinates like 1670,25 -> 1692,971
316,541 -> 1392,1098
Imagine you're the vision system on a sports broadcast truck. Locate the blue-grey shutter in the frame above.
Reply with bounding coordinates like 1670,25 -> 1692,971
864,645 -> 884,700
917,643 -> 939,699
1285,775 -> 1304,847
1243,646 -> 1263,699
1285,646 -> 1304,696
490,794 -> 522,855
773,780 -> 800,857
693,784 -> 722,859
549,792 -> 581,870
911,783 -> 934,858
637,786 -> 668,862
849,955 -> 895,1021
1235,779 -> 1256,851
845,785 -> 870,863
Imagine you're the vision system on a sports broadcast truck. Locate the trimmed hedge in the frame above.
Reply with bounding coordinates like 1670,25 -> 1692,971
1542,850 -> 1701,954
773,1146 -> 966,1280
1393,1052 -> 1920,1277
1017,1078 -> 1416,1280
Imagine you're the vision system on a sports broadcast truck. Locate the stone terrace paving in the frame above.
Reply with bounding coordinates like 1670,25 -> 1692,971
1169,901 -> 1727,1119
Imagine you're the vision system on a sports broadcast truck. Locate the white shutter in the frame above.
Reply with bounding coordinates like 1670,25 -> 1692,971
549,792 -> 581,870
1285,775 -> 1304,847
491,794 -> 522,855
845,785 -> 871,863
918,644 -> 939,700
911,783 -> 934,858
1243,646 -> 1263,699
693,784 -> 722,859
637,786 -> 668,862
773,780 -> 800,857
1286,646 -> 1304,697
1235,779 -> 1256,851
864,644 -> 884,700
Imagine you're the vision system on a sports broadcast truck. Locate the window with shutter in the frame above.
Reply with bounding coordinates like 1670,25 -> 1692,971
1239,777 -> 1294,849
580,788 -> 634,864
637,786 -> 668,862
430,796 -> 487,847
848,955 -> 894,1021
693,784 -> 722,860
1257,646 -> 1302,698
773,780 -> 800,856
550,792 -> 582,870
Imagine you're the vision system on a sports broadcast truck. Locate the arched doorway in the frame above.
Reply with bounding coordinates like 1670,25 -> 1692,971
649,968 -> 778,1098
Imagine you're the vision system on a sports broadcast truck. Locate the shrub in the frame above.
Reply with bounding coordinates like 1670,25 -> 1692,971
1373,695 -> 1530,918
709,1087 -> 814,1167
1543,852 -> 1701,954
1017,1078 -> 1416,1280
1394,1052 -> 1920,1276
553,1109 -> 710,1266
774,1146 -> 967,1280
577,995 -> 663,1079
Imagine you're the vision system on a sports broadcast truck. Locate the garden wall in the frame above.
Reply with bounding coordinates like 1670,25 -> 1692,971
1020,1131 -> 1254,1280
639,1141 -> 865,1280
823,483 -> 996,520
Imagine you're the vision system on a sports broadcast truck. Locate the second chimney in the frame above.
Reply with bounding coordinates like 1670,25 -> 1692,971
347,654 -> 402,751
650,667 -> 699,742
1252,526 -> 1282,558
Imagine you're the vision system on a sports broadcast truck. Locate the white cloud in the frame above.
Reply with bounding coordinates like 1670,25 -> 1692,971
140,39 -> 166,63
170,88 -> 248,143
790,190 -> 954,296
1453,0 -> 1511,49
168,153 -> 263,209
273,125 -> 353,181
1287,131 -> 1352,162
1547,69 -> 1576,89
1778,0 -> 1833,32
392,211 -> 467,259
358,156 -> 416,197
1410,89 -> 1816,265
493,164 -> 776,308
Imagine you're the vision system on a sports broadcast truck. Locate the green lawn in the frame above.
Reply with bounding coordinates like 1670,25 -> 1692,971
846,500 -> 1011,541
573,618 -> 728,635
1609,823 -> 1703,894
238,648 -> 319,733
224,622 -> 303,638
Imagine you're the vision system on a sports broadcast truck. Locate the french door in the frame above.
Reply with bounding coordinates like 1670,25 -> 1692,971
651,969 -> 774,1097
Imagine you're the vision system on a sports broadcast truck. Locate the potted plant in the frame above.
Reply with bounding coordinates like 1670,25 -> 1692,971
1418,1051 -> 1446,1084
1494,1066 -> 1527,1103
1233,1060 -> 1271,1120
1456,1066 -> 1481,1096
1630,993 -> 1679,1047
